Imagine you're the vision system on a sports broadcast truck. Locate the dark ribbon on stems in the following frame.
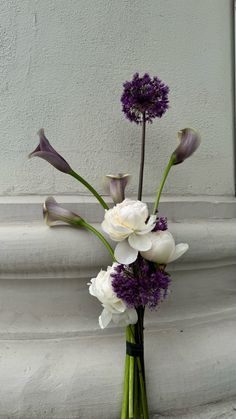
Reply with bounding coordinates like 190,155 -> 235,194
126,341 -> 143,357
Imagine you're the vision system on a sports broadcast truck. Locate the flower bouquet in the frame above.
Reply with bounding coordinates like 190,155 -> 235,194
29,73 -> 200,418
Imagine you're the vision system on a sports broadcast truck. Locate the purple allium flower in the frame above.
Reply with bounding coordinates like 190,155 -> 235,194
111,257 -> 171,309
121,73 -> 169,124
153,216 -> 168,232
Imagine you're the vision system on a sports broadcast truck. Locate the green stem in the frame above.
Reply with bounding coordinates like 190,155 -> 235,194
121,355 -> 130,419
152,155 -> 175,214
129,327 -> 135,418
121,327 -> 131,419
69,169 -> 109,210
133,361 -> 139,419
137,357 -> 149,419
81,221 -> 115,261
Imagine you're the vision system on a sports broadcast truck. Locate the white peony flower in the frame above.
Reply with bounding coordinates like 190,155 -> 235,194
88,264 -> 138,329
141,230 -> 189,264
101,199 -> 156,265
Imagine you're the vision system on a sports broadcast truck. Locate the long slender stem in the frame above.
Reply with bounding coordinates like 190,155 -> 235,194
137,358 -> 149,419
121,355 -> 130,419
121,327 -> 131,419
81,221 -> 115,261
152,155 -> 175,214
129,327 -> 135,418
133,361 -> 138,419
138,113 -> 146,201
69,169 -> 109,210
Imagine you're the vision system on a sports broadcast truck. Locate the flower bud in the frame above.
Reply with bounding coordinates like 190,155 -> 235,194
29,129 -> 71,174
43,197 -> 83,226
105,173 -> 130,204
141,231 -> 189,264
172,128 -> 200,164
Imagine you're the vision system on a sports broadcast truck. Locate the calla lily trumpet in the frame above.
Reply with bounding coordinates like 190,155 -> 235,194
153,127 -> 201,213
43,197 -> 115,260
105,173 -> 131,204
43,197 -> 84,227
29,129 -> 72,174
172,128 -> 201,165
30,129 -> 109,210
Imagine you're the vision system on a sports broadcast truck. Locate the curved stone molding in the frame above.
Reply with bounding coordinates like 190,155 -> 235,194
0,196 -> 235,418
0,219 -> 235,279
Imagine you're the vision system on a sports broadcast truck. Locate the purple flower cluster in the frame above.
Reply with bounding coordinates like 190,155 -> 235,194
111,257 -> 171,309
121,73 -> 169,124
153,216 -> 168,232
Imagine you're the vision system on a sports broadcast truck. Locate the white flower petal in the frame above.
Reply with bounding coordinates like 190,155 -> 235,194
168,243 -> 189,263
107,300 -> 127,313
128,233 -> 152,251
99,308 -> 112,329
112,309 -> 138,326
114,240 -> 138,264
101,220 -> 130,241
141,231 -> 175,264
137,215 -> 157,235
127,309 -> 138,325
101,199 -> 151,241
148,214 -> 157,225
88,279 -> 96,297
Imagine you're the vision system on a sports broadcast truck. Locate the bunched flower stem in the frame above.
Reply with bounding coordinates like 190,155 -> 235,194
153,155 -> 176,214
69,169 -> 109,210
138,113 -> 146,201
121,319 -> 149,418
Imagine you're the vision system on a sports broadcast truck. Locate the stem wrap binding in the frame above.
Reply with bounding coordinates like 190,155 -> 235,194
126,341 -> 144,357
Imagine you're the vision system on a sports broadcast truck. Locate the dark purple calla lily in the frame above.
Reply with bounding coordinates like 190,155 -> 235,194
29,129 -> 71,174
104,173 -> 130,204
43,196 -> 83,226
172,128 -> 201,165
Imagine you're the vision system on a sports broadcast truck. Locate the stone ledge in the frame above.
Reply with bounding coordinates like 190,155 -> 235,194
0,195 -> 235,222
0,218 -> 235,279
0,196 -> 235,417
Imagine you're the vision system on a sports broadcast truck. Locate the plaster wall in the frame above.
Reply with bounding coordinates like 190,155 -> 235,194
0,2 -> 236,417
0,0 -> 234,197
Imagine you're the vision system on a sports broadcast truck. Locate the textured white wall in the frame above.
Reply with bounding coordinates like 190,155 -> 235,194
0,0 -> 234,196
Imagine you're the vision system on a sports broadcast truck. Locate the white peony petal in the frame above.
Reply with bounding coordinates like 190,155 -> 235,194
167,243 -> 189,263
148,214 -> 157,225
127,309 -> 138,325
99,308 -> 112,329
101,219 -> 130,242
112,309 -> 138,326
114,240 -> 138,264
137,215 -> 157,235
108,300 -> 127,313
128,233 -> 152,251
88,281 -> 97,297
